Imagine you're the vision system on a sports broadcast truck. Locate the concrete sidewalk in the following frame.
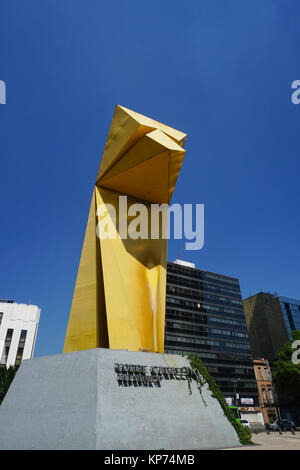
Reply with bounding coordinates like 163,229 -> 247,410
223,431 -> 300,450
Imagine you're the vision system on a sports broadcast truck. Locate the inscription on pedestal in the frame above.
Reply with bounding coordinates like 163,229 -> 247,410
114,363 -> 193,387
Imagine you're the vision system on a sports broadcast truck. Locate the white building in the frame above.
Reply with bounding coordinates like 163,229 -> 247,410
0,300 -> 40,368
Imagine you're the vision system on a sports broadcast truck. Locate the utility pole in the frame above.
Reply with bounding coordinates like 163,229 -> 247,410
232,378 -> 240,406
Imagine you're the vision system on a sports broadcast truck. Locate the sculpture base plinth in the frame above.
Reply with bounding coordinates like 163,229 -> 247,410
0,348 -> 240,450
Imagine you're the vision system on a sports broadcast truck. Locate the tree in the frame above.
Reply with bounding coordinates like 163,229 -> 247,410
273,330 -> 300,398
0,366 -> 18,405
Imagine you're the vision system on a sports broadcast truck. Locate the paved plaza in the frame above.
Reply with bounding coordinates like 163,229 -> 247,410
223,431 -> 300,450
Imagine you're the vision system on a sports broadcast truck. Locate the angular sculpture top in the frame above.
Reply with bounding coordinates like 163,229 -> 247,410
63,105 -> 187,354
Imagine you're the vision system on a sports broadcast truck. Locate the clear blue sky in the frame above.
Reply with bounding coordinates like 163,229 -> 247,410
1,1 -> 299,357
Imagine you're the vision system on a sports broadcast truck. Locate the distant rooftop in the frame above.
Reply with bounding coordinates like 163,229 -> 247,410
170,259 -> 239,282
172,259 -> 195,269
244,292 -> 300,304
278,295 -> 300,305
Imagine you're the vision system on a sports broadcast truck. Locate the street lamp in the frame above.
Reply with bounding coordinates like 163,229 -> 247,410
232,378 -> 240,406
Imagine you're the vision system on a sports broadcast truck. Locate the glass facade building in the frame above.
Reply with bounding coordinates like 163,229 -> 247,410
243,292 -> 300,361
243,293 -> 300,425
279,296 -> 300,339
165,260 -> 259,406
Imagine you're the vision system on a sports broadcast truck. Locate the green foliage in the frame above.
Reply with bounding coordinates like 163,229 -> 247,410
273,330 -> 300,398
186,353 -> 254,445
0,365 -> 18,405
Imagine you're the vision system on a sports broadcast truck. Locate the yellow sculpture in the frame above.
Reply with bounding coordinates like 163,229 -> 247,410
63,105 -> 186,354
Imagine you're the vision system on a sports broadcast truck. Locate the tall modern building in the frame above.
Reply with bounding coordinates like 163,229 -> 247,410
243,292 -> 300,361
165,260 -> 260,421
0,300 -> 41,368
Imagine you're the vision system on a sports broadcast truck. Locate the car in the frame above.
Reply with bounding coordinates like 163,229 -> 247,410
268,421 -> 279,431
240,419 -> 250,428
268,419 -> 296,432
279,419 -> 296,432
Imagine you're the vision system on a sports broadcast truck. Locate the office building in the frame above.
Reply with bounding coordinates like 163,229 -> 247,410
165,260 -> 260,423
0,300 -> 40,368
243,292 -> 300,361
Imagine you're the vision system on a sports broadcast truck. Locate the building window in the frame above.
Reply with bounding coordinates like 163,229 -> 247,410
268,388 -> 274,403
264,367 -> 271,380
257,367 -> 264,380
284,302 -> 296,331
262,388 -> 267,402
1,329 -> 14,365
0,312 -> 3,328
15,330 -> 27,366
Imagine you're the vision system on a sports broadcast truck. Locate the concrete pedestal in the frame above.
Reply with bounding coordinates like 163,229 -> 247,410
0,349 -> 240,449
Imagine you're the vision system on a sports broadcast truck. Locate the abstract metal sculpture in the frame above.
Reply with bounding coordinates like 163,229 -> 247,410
63,105 -> 186,354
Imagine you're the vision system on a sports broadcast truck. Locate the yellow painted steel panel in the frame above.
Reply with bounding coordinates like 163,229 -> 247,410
100,130 -> 170,182
96,187 -> 167,352
118,105 -> 187,145
63,105 -> 186,354
63,189 -> 99,353
96,105 -> 186,182
100,151 -> 170,204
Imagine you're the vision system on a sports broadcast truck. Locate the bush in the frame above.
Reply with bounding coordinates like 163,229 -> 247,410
0,365 -> 18,405
186,353 -> 254,445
